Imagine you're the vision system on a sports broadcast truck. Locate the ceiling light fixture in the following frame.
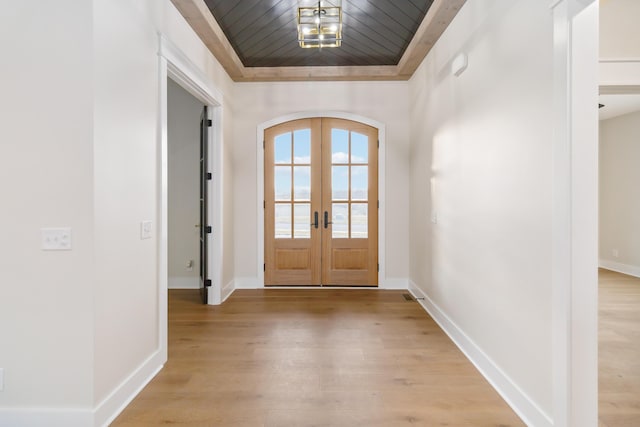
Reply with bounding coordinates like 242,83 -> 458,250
297,1 -> 342,48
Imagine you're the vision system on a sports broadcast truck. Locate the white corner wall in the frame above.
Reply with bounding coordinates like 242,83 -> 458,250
92,0 -> 235,420
92,0 -> 162,408
167,79 -> 203,289
408,0 -> 554,424
1,0 -> 235,425
0,0 -> 95,418
232,81 -> 410,287
599,111 -> 640,277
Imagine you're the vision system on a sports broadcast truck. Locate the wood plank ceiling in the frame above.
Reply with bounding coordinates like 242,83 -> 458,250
171,0 -> 467,81
206,0 -> 431,67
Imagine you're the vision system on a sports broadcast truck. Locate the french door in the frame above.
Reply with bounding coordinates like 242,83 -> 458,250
264,118 -> 378,286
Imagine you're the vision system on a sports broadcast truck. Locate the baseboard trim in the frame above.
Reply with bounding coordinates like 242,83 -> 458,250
234,277 -> 261,289
168,276 -> 199,289
379,277 -> 409,289
408,280 -> 553,427
0,408 -> 93,427
94,349 -> 165,427
599,259 -> 640,278
233,277 -> 409,290
221,279 -> 235,303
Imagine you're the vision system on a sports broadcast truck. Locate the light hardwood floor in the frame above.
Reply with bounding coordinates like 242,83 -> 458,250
113,289 -> 523,426
599,268 -> 640,427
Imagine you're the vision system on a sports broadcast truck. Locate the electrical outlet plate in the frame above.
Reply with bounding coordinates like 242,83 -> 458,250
41,228 -> 72,250
140,221 -> 152,240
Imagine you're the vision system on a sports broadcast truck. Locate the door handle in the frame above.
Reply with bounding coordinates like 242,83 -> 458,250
311,211 -> 319,229
324,211 -> 332,229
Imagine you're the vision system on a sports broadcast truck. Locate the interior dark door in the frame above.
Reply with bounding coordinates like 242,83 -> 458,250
199,106 -> 211,303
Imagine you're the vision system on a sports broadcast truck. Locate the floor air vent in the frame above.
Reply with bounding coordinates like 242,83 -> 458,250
402,293 -> 415,301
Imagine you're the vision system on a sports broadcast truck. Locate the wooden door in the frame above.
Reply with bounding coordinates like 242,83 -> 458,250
321,118 -> 378,286
265,119 -> 322,285
264,118 -> 378,286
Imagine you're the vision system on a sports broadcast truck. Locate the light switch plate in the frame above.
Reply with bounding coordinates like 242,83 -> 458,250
140,221 -> 152,240
41,228 -> 72,251
0,368 -> 4,391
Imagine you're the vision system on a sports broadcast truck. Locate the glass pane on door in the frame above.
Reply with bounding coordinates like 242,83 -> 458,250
294,129 -> 311,164
293,166 -> 310,201
294,203 -> 311,239
351,166 -> 368,201
351,132 -> 368,164
275,204 -> 291,239
332,203 -> 348,238
274,166 -> 291,201
332,129 -> 349,163
332,166 -> 348,200
351,204 -> 368,238
274,133 -> 291,164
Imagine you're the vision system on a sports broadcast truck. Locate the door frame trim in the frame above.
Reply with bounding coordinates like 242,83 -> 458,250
159,34 -> 225,312
550,1 -> 598,425
257,112 -> 387,288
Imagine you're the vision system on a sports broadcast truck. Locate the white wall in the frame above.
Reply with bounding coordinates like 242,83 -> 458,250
167,79 -> 203,289
232,81 -> 410,286
599,0 -> 640,91
600,0 -> 640,58
92,0 -> 161,406
0,0 -> 235,424
599,0 -> 640,281
92,0 -> 235,411
408,0 -> 554,423
0,0 -> 95,413
600,110 -> 640,275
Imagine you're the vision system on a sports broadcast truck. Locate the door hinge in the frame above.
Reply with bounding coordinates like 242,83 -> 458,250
263,263 -> 266,272
206,119 -> 212,127
263,140 -> 265,149
377,200 -> 379,208
205,226 -> 212,234
377,139 -> 380,148
377,263 -> 379,272
263,200 -> 266,209
206,172 -> 212,180
204,279 -> 212,287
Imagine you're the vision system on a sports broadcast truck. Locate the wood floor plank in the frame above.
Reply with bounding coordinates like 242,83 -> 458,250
599,268 -> 640,427
112,289 -> 524,426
